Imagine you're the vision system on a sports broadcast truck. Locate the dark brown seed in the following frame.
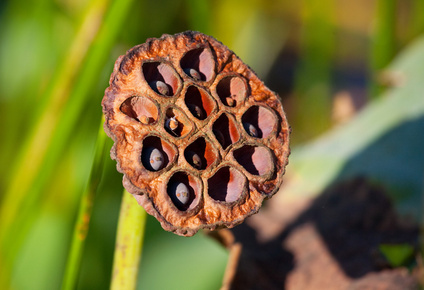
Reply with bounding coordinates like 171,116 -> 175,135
187,104 -> 205,119
187,151 -> 203,169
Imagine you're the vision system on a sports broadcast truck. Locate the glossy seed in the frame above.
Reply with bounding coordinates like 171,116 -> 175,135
187,104 -> 205,119
173,182 -> 190,205
243,122 -> 259,137
150,80 -> 169,95
165,116 -> 179,132
139,115 -> 151,124
187,151 -> 203,169
143,147 -> 164,171
184,68 -> 201,81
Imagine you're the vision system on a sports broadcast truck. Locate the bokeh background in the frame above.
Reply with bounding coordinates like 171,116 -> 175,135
1,0 -> 423,289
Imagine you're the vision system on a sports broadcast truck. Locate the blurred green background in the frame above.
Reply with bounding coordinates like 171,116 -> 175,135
1,0 -> 423,289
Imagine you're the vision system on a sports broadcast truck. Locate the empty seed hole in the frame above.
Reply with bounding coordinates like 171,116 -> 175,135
141,136 -> 176,171
208,166 -> 246,202
164,108 -> 192,137
212,114 -> 240,150
233,145 -> 273,176
216,75 -> 247,107
184,137 -> 217,170
184,86 -> 215,120
242,106 -> 276,138
120,96 -> 158,124
142,62 -> 180,96
167,172 -> 199,211
180,47 -> 215,82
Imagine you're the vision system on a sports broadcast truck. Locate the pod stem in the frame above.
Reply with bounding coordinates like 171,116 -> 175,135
111,190 -> 147,290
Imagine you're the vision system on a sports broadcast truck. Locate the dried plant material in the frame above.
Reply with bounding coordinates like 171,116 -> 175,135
102,31 -> 290,236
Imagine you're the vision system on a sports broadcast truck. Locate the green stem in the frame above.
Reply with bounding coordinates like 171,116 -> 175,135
111,190 -> 147,290
62,117 -> 108,290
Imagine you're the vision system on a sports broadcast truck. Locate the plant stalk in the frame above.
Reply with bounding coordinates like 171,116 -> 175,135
111,190 -> 147,290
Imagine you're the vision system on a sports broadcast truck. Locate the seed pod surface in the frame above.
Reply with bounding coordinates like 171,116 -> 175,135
102,31 -> 290,236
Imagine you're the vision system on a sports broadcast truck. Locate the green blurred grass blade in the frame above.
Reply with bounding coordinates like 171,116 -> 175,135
369,0 -> 397,98
211,1 -> 287,79
292,0 -> 334,143
412,0 -> 424,36
111,190 -> 147,290
0,0 -> 57,176
0,0 -> 110,236
0,0 -> 111,285
185,0 -> 211,34
0,0 -> 136,285
62,117 -> 108,290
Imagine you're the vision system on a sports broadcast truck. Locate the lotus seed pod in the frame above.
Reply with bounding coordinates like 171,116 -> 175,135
102,31 -> 290,237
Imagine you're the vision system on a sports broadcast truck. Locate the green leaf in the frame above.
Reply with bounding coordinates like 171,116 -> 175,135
284,35 -> 424,221
379,244 -> 415,267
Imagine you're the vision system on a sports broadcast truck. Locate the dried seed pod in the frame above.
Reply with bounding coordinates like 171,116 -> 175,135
102,31 -> 290,237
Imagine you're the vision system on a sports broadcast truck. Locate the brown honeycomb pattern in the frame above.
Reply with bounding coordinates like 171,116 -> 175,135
102,31 -> 290,236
